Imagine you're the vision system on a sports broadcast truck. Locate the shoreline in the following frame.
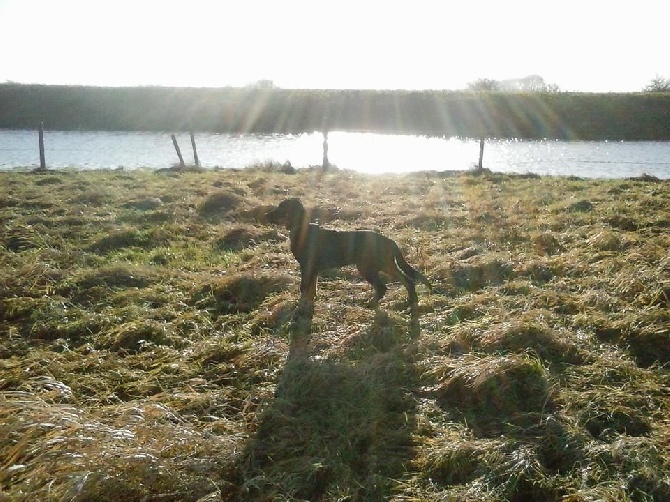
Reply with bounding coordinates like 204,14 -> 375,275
2,163 -> 669,182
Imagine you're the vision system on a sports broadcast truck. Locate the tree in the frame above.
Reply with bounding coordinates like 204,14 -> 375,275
644,75 -> 670,92
467,75 -> 560,92
467,78 -> 501,92
511,75 -> 560,92
249,79 -> 276,89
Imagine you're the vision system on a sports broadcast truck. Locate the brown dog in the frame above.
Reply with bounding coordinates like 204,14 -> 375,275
266,198 -> 431,307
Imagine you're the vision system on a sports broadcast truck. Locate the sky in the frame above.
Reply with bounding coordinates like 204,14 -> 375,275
1,0 -> 668,92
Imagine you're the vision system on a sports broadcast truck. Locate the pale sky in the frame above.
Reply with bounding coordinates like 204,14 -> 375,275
1,0 -> 667,92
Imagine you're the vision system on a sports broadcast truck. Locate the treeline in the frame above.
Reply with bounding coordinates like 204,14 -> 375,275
1,84 -> 669,139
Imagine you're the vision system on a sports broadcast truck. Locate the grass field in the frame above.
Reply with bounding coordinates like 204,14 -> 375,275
1,166 -> 668,501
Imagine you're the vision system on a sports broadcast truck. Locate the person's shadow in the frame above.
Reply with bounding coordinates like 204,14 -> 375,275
230,302 -> 419,500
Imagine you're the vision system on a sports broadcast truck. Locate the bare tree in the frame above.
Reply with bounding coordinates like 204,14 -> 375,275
644,75 -> 670,92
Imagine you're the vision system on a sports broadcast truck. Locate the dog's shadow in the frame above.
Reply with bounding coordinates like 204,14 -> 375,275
286,300 -> 315,359
287,300 -> 420,360
234,302 -> 419,500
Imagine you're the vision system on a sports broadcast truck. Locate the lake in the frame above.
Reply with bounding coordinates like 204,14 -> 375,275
1,129 -> 669,179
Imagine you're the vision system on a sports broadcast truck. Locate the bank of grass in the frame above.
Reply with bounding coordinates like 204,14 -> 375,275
4,85 -> 670,139
1,166 -> 668,501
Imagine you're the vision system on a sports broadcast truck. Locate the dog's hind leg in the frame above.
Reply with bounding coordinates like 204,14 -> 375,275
357,266 -> 387,306
399,275 -> 419,306
383,262 -> 419,306
403,279 -> 419,306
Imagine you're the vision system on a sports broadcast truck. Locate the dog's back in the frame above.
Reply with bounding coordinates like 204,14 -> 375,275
303,226 -> 393,270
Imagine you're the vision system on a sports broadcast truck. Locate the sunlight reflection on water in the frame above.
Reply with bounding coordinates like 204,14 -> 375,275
1,130 -> 668,178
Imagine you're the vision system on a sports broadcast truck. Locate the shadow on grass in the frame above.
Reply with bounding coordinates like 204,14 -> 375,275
227,303 -> 418,500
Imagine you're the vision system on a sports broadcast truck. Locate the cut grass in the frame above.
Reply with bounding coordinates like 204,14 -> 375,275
1,166 -> 668,501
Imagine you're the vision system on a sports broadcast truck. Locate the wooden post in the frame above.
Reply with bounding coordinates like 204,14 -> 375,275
171,134 -> 185,168
190,132 -> 200,167
37,122 -> 47,171
477,137 -> 485,170
322,118 -> 330,169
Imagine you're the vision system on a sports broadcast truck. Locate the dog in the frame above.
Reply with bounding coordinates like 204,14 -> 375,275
266,198 -> 431,307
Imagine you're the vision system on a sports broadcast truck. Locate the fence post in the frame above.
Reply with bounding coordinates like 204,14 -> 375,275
171,134 -> 185,168
322,119 -> 330,169
37,122 -> 47,171
477,137 -> 485,170
190,132 -> 200,167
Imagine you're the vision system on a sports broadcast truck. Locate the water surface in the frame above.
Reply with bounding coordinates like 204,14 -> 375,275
1,130 -> 668,178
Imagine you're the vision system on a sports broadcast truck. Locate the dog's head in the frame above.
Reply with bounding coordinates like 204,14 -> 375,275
266,198 -> 306,228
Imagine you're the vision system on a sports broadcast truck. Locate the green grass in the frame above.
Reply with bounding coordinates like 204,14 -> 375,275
1,167 -> 668,501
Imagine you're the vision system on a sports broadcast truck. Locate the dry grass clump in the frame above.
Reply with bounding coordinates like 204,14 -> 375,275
444,257 -> 514,291
415,415 -> 586,500
532,231 -> 562,255
0,392 -> 241,502
213,225 -> 281,251
248,296 -> 297,337
479,319 -> 586,365
198,190 -> 245,219
33,174 -> 64,186
420,438 -> 493,486
566,199 -> 594,212
1,169 -> 668,501
434,355 -> 552,436
194,273 -> 293,314
97,320 -> 173,352
607,213 -> 640,231
236,203 -> 275,223
72,187 -> 113,206
70,264 -> 158,291
122,196 -> 163,211
588,229 -> 624,251
4,226 -> 43,252
560,358 -> 667,443
624,326 -> 670,368
249,160 -> 296,174
515,257 -> 560,282
89,227 -> 168,253
578,400 -> 652,440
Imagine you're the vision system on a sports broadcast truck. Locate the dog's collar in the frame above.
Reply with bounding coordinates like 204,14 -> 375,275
289,218 -> 314,259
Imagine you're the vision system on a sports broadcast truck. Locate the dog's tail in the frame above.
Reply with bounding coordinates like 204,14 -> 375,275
393,244 -> 432,292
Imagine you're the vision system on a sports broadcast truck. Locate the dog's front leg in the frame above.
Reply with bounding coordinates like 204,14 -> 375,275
299,267 -> 318,303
